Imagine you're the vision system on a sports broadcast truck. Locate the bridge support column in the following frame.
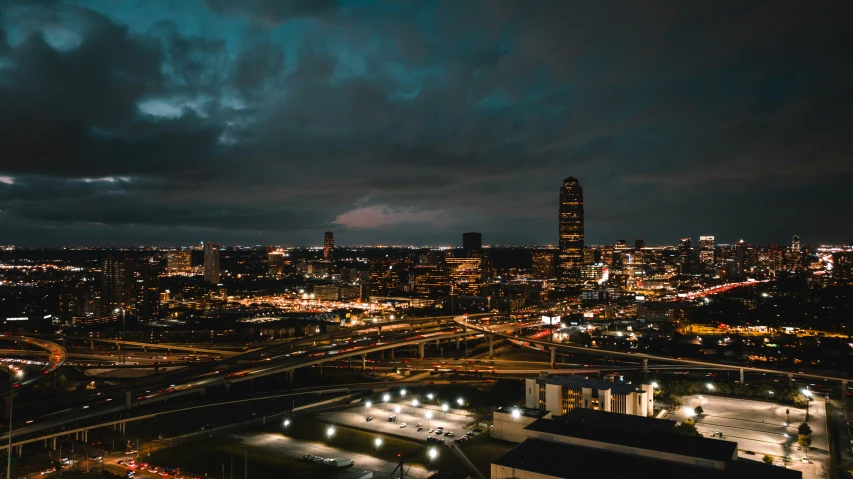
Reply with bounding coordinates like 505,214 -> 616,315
143,347 -> 147,353
842,380 -> 848,402
418,343 -> 425,360
224,382 -> 231,393
739,368 -> 744,385
390,348 -> 394,360
643,359 -> 648,381
788,373 -> 793,387
362,354 -> 366,370
126,390 -> 132,410
116,343 -> 121,351
286,370 -> 294,385
16,445 -> 22,458
348,357 -> 352,369
319,362 -> 323,375
456,337 -> 460,351
75,431 -> 79,440
90,340 -> 94,350
549,347 -> 556,369
52,437 -> 57,450
487,335 -> 494,359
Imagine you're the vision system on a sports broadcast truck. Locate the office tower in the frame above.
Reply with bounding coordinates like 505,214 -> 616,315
679,238 -> 692,275
634,239 -> 645,250
699,235 -> 715,264
166,250 -> 191,274
558,176 -> 584,283
324,231 -> 335,261
267,247 -> 289,276
615,239 -> 627,249
832,252 -> 853,285
446,256 -> 482,296
125,258 -> 160,322
532,251 -> 555,278
791,235 -> 801,252
101,255 -> 125,315
203,242 -> 220,284
736,240 -> 746,277
463,232 -> 483,257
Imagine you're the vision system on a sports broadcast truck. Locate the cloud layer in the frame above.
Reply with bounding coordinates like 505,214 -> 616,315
1,0 -> 852,246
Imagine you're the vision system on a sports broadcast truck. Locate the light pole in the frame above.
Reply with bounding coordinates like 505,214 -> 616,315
783,434 -> 789,468
412,399 -> 419,414
428,448 -> 438,461
457,398 -> 464,408
400,389 -> 407,398
394,405 -> 401,417
383,394 -> 390,411
801,389 -> 812,421
366,401 -> 372,409
425,411 -> 432,430
441,404 -> 448,419
283,419 -> 290,435
326,426 -> 335,442
768,391 -> 774,410
427,393 -> 434,403
706,383 -> 714,403
373,438 -> 382,451
7,372 -> 15,479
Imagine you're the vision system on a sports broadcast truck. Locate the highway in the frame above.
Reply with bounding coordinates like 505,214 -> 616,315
458,315 -> 853,385
0,335 -> 67,392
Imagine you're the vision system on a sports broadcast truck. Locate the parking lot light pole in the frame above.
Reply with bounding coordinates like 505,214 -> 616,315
425,411 -> 432,430
441,404 -> 448,419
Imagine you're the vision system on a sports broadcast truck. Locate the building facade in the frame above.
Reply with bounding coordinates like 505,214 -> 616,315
203,242 -> 220,284
324,231 -> 335,261
166,250 -> 191,274
531,250 -> 555,278
525,376 -> 653,417
558,177 -> 584,283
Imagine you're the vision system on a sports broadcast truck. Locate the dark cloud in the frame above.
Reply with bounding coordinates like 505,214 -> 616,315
204,0 -> 338,25
0,1 -> 852,246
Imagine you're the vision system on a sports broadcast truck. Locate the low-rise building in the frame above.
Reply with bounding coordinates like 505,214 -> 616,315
525,375 -> 654,417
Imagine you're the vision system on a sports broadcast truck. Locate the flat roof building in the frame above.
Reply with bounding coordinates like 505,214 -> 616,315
525,375 -> 654,417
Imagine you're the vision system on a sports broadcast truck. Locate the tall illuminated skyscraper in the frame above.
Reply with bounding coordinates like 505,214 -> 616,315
324,231 -> 335,261
558,176 -> 584,283
203,242 -> 220,284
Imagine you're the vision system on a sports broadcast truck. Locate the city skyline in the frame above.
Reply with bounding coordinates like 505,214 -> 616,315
2,2 -> 852,247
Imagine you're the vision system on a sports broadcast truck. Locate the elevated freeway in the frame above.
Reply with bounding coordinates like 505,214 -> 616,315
459,315 -> 852,397
0,335 -> 67,391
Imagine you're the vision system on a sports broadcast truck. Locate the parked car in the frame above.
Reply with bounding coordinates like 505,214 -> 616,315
324,459 -> 354,468
400,423 -> 407,428
417,427 -> 424,431
366,416 -> 373,422
444,431 -> 454,437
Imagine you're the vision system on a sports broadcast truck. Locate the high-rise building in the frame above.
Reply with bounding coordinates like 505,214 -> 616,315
679,238 -> 692,274
166,250 -> 191,274
634,239 -> 645,250
463,232 -> 482,257
203,242 -> 220,284
736,240 -> 746,277
531,251 -> 555,278
324,231 -> 335,261
267,248 -> 289,276
791,235 -> 801,253
125,258 -> 160,322
446,255 -> 482,296
558,177 -> 584,283
699,235 -> 715,264
101,255 -> 125,315
832,252 -> 853,285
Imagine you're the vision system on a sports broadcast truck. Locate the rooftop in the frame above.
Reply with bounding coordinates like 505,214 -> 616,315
554,408 -> 676,434
494,439 -> 800,479
532,375 -> 647,396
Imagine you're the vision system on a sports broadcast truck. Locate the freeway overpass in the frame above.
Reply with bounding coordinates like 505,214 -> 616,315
458,315 -> 852,398
0,335 -> 67,392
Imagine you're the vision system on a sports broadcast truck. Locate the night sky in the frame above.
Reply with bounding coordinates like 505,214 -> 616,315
1,1 -> 852,247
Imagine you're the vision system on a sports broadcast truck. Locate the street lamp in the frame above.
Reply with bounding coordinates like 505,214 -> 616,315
283,419 -> 291,435
394,405 -> 401,415
457,397 -> 464,407
706,383 -> 714,403
783,433 -> 790,468
383,393 -> 390,410
801,389 -> 812,421
511,409 -> 521,419
427,393 -> 434,402
441,403 -> 449,419
374,438 -> 382,450
326,426 -> 335,440
366,401 -> 372,409
425,411 -> 433,429
428,448 -> 438,461
651,382 -> 659,389
400,389 -> 407,397
412,399 -> 419,413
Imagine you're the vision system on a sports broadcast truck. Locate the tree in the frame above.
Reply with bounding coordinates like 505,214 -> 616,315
762,454 -> 774,465
694,405 -> 704,416
798,434 -> 811,458
797,422 -> 812,436
674,418 -> 701,437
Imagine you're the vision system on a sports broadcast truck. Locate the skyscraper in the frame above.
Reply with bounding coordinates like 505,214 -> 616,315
166,250 -> 191,274
532,251 -> 555,278
203,242 -> 220,284
558,177 -> 584,283
463,232 -> 482,257
101,255 -> 125,315
699,235 -> 715,264
324,231 -> 335,261
679,238 -> 692,275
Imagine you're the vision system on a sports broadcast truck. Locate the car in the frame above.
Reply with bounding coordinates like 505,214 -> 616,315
444,432 -> 454,437
366,416 -> 373,422
41,468 -> 57,475
388,415 -> 397,422
428,429 -> 435,433
150,467 -> 160,473
126,450 -> 138,455
801,457 -> 809,463
311,457 -> 325,463
400,423 -> 407,428
435,430 -> 443,435
89,456 -> 104,462
118,461 -> 126,465
416,423 -> 422,427
745,451 -> 756,455
417,427 -> 424,431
